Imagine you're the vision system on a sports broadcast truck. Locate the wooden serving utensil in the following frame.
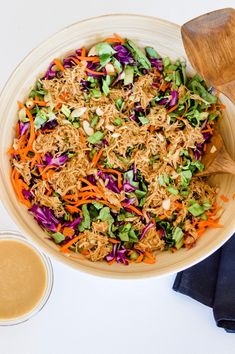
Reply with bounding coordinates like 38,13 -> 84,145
181,8 -> 235,176
181,8 -> 235,104
197,129 -> 235,176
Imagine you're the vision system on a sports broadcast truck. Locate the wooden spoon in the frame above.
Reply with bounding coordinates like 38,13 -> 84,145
181,8 -> 235,103
197,129 -> 235,176
181,8 -> 235,176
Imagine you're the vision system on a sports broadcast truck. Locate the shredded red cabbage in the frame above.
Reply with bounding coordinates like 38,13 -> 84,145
41,119 -> 58,131
113,45 -> 135,65
43,153 -> 68,167
116,246 -> 128,265
44,62 -> 57,80
106,243 -> 118,262
122,182 -> 136,193
19,122 -> 30,136
22,188 -> 33,200
139,221 -> 154,240
29,204 -> 59,232
149,58 -> 163,71
169,90 -> 178,107
64,216 -> 82,229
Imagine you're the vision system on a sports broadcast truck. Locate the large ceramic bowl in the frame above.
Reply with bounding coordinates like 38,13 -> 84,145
0,15 -> 235,278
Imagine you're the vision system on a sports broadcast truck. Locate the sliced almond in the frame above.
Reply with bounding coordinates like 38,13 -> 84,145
105,63 -> 115,74
210,145 -> 217,154
106,124 -> 115,132
162,198 -> 171,211
82,120 -> 94,136
96,107 -> 104,116
71,107 -> 87,118
112,133 -> 121,138
88,46 -> 97,56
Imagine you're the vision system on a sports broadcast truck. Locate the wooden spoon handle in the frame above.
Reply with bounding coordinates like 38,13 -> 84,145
199,146 -> 235,176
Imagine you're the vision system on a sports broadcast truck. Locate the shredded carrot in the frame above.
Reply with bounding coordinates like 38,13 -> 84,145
220,104 -> 226,109
108,238 -> 120,244
168,104 -> 178,113
158,215 -> 166,220
84,67 -> 105,76
149,125 -> 155,134
201,125 -> 214,134
76,56 -> 100,62
104,38 -> 122,44
25,107 -> 35,150
220,195 -> 229,203
81,47 -> 86,57
56,223 -> 62,232
159,82 -> 168,92
65,205 -> 81,214
203,143 -> 207,152
79,185 -> 105,199
143,257 -> 155,264
62,227 -> 75,238
40,166 -> 56,180
135,254 -> 144,263
104,33 -> 125,44
33,99 -> 47,107
11,168 -> 31,208
107,258 -> 116,265
121,203 -> 143,216
100,168 -> 122,189
56,102 -> 62,109
92,148 -> 103,167
17,101 -> 24,109
79,180 -> 106,200
60,235 -> 82,253
64,191 -> 99,203
15,122 -> 20,137
80,249 -> 90,256
79,129 -> 86,144
53,59 -> 65,72
174,201 -> 182,210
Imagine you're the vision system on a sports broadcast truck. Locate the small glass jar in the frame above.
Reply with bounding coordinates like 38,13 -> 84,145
0,230 -> 53,326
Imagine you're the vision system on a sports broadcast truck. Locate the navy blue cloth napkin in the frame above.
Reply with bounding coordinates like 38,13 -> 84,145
173,234 -> 235,333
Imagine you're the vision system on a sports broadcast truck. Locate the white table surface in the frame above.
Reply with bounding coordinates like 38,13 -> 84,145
0,1 -> 235,353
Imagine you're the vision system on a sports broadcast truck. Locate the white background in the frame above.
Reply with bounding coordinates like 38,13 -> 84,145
0,1 -> 235,353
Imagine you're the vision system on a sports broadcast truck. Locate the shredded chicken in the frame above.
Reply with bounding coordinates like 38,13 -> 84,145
136,228 -> 165,253
76,230 -> 112,261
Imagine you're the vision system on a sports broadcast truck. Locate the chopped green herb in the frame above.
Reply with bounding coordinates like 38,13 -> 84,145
87,131 -> 104,144
61,104 -> 71,118
114,117 -> 124,126
51,232 -> 65,244
188,202 -> 205,217
167,186 -> 179,195
95,42 -> 116,56
78,204 -> 91,231
115,97 -> 123,111
124,65 -> 134,85
90,114 -> 99,128
138,116 -> 149,125
145,47 -> 160,58
125,40 -> 151,69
